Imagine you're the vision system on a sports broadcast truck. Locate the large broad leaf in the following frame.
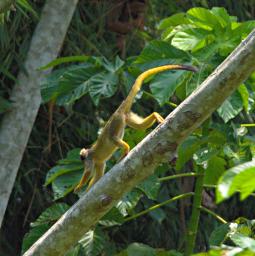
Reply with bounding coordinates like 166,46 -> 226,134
216,161 -> 255,203
158,13 -> 189,30
133,40 -> 189,69
45,148 -> 83,185
22,203 -> 69,253
217,91 -> 243,123
22,224 -> 50,253
150,70 -> 190,105
99,207 -> 124,227
31,203 -> 70,227
204,156 -> 226,186
136,175 -> 160,200
126,243 -> 155,256
117,190 -> 142,216
172,28 -> 213,52
187,7 -> 223,31
176,136 -> 202,171
52,171 -> 82,200
209,223 -> 230,246
79,228 -> 106,256
89,71 -> 119,105
230,233 -> 255,252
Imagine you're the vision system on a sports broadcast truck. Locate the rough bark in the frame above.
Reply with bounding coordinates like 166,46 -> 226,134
24,29 -> 255,256
0,0 -> 78,228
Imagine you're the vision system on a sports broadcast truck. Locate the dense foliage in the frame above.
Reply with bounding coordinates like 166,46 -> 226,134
1,1 -> 255,256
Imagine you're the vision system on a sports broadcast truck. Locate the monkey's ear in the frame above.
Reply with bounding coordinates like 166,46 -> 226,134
80,148 -> 88,161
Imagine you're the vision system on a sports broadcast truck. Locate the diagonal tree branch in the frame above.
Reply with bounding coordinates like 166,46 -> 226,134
24,29 -> 255,256
0,0 -> 78,228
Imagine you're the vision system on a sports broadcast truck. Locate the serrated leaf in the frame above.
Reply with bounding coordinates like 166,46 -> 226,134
217,91 -> 243,123
79,228 -> 106,256
216,161 -> 255,203
31,203 -> 70,227
136,175 -> 160,200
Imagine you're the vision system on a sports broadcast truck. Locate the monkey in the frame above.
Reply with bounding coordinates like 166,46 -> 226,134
74,64 -> 197,192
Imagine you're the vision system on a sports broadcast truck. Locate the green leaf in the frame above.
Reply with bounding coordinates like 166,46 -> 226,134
172,28 -> 212,52
52,171 -> 82,200
45,148 -> 83,185
126,243 -> 155,256
158,13 -> 189,30
150,70 -> 190,105
100,56 -> 124,73
216,161 -> 255,203
31,203 -> 70,227
193,147 -> 219,166
45,164 -> 82,186
217,91 -> 243,123
89,71 -> 119,105
134,40 -> 189,68
187,7 -> 222,31
204,156 -> 226,186
238,84 -> 249,112
38,55 -> 91,70
79,228 -> 106,256
99,207 -> 124,227
117,190 -> 142,216
176,136 -> 201,171
210,7 -> 231,28
22,224 -> 50,253
136,175 -> 160,200
230,233 -> 255,252
209,223 -> 230,246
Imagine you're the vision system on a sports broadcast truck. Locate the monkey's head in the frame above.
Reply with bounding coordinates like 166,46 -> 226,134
80,148 -> 94,172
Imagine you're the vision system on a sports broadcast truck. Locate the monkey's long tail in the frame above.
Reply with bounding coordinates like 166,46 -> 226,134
122,64 -> 198,113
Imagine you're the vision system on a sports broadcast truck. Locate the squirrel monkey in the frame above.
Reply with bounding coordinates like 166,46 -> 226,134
74,64 -> 197,192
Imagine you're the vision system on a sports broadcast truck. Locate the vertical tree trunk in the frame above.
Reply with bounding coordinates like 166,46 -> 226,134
0,0 -> 79,228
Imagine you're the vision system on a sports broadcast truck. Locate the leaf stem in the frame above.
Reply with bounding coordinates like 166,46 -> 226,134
124,192 -> 194,222
184,166 -> 205,256
199,206 -> 227,224
158,172 -> 199,182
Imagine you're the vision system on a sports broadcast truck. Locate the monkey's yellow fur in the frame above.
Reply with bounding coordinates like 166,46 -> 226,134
74,64 -> 197,192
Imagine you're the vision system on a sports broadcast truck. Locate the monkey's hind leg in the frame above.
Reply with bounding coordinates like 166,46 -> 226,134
86,162 -> 105,191
74,170 -> 91,192
126,111 -> 164,130
112,136 -> 130,160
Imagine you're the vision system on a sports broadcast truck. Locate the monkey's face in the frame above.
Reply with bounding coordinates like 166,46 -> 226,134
80,148 -> 94,173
